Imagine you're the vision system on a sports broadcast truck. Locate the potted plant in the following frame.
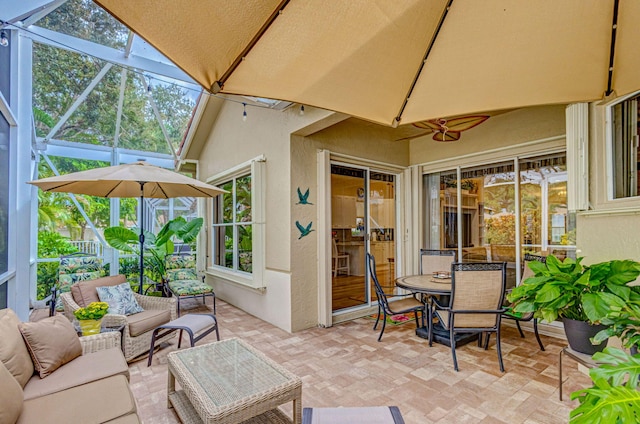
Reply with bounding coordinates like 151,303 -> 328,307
105,216 -> 203,292
507,255 -> 640,354
460,179 -> 478,194
73,301 -> 109,336
589,287 -> 640,352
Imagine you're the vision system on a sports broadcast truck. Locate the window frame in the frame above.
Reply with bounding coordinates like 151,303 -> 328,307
206,156 -> 265,288
606,91 -> 640,202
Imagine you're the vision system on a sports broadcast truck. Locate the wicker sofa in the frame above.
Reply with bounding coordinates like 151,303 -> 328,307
0,308 -> 139,423
60,274 -> 177,362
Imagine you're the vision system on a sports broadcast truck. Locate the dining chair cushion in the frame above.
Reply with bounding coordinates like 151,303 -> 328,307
0,309 -> 35,387
388,297 -> 424,313
0,361 -> 23,424
18,315 -> 82,378
96,282 -> 144,316
71,274 -> 127,307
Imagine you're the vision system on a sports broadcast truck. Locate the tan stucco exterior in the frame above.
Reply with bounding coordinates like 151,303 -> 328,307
189,95 -> 640,334
576,102 -> 640,264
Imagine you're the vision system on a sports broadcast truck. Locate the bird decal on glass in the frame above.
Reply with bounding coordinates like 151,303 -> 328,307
296,221 -> 314,239
410,115 -> 490,141
296,187 -> 313,205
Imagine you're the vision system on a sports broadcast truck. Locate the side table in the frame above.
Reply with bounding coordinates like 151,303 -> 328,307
558,346 -> 598,400
74,321 -> 126,353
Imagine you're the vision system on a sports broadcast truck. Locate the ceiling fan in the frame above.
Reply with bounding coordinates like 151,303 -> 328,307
411,115 -> 490,141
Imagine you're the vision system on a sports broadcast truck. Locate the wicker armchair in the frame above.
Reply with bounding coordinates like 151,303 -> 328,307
61,277 -> 177,362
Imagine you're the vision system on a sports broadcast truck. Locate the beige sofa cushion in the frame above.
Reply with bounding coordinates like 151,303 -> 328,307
18,315 -> 82,378
18,374 -> 137,424
23,347 -> 129,400
128,309 -> 171,337
71,274 -> 127,307
0,361 -> 23,424
0,309 -> 34,387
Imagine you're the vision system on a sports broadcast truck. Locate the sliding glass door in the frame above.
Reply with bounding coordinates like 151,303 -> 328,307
423,153 -> 575,287
330,163 -> 397,313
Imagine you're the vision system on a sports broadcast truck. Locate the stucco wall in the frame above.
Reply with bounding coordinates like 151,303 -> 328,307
410,105 -> 568,164
289,119 -> 410,331
197,100 -> 339,331
576,102 -> 640,265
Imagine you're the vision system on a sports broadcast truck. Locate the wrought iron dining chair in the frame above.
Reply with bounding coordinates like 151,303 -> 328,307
429,262 -> 507,372
419,249 -> 457,276
419,249 -> 457,318
501,253 -> 546,350
367,253 -> 425,342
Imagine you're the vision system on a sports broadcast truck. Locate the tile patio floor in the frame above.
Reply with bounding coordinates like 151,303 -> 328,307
129,299 -> 590,424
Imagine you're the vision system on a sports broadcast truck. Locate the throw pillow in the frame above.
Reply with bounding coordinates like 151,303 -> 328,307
18,315 -> 83,378
71,274 -> 127,307
0,361 -> 23,424
0,309 -> 35,388
96,282 -> 144,316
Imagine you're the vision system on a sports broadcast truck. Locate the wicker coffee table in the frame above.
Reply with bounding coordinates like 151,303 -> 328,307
167,338 -> 302,424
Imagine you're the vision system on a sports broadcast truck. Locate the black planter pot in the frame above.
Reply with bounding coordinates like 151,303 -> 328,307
563,318 -> 608,355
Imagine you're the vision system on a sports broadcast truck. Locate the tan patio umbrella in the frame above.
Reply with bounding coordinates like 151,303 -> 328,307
94,0 -> 640,127
28,161 -> 226,292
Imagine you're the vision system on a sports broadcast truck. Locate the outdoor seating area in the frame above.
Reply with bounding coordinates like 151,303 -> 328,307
131,298 -> 586,423
6,2 -> 640,423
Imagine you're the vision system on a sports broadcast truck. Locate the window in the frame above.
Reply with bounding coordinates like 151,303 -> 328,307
207,156 -> 265,287
212,174 -> 253,273
423,153 -> 575,288
610,95 -> 640,199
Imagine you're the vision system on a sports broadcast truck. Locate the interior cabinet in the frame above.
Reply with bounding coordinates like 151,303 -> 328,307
370,198 -> 395,229
440,191 -> 481,249
332,195 -> 357,228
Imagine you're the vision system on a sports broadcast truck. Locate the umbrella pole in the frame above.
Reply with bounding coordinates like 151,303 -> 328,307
138,183 -> 146,294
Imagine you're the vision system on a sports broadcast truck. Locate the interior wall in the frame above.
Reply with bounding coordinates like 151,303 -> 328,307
289,119 -> 409,331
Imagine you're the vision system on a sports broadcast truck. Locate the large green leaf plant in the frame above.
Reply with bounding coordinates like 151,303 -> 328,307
570,347 -> 640,423
105,216 -> 203,283
507,256 -> 640,324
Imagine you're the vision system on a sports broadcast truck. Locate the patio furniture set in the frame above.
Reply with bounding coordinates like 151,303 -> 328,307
371,249 -> 548,373
22,251 -> 405,423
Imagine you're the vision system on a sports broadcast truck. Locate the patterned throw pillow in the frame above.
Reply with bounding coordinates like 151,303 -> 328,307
96,282 -> 144,316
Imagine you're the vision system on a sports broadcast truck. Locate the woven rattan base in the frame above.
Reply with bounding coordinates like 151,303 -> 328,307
169,390 -> 293,424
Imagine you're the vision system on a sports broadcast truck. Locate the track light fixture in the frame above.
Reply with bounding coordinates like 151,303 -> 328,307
242,103 -> 247,122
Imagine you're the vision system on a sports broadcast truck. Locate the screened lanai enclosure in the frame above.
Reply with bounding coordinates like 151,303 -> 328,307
1,0 -> 207,305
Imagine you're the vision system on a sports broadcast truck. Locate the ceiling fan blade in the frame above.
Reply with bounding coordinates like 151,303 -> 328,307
433,131 -> 461,142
